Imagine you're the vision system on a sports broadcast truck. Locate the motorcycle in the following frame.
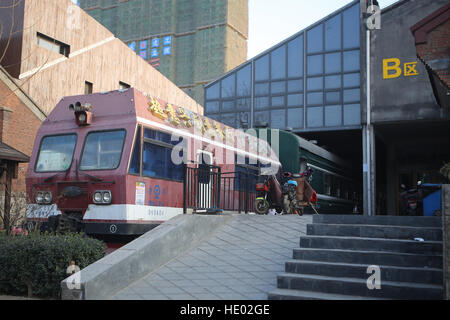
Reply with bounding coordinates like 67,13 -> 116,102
255,169 -> 318,215
284,168 -> 317,216
255,174 -> 285,215
400,182 -> 423,216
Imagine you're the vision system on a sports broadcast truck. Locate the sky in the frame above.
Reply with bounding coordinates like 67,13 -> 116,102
72,0 -> 401,59
248,0 -> 400,59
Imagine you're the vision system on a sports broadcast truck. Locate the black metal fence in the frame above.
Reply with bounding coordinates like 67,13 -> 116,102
183,165 -> 258,214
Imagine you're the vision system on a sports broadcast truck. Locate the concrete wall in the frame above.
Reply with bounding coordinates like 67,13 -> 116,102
443,184 -> 450,300
0,0 -> 204,116
371,0 -> 449,124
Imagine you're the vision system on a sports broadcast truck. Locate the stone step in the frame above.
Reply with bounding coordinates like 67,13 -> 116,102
307,224 -> 443,241
292,248 -> 443,269
300,236 -> 442,255
277,273 -> 443,300
268,288 -> 387,300
312,215 -> 442,228
284,260 -> 443,285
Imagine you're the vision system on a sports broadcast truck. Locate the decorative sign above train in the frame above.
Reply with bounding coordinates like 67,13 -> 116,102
383,58 -> 419,79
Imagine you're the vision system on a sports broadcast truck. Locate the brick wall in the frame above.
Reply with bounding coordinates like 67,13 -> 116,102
443,184 -> 450,300
0,79 -> 43,194
416,19 -> 450,88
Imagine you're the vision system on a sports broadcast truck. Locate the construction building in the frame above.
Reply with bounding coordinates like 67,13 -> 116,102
77,0 -> 248,105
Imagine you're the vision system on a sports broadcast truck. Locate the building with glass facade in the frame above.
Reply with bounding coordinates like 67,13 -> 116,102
205,0 -> 450,216
205,1 -> 361,131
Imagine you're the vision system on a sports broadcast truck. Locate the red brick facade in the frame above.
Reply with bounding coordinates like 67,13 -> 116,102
415,18 -> 450,87
411,4 -> 450,88
0,70 -> 44,194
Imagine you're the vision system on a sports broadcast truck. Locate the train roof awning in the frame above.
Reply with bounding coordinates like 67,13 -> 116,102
0,142 -> 29,163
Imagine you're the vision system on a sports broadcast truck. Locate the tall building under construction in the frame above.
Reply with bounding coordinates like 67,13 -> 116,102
78,0 -> 248,104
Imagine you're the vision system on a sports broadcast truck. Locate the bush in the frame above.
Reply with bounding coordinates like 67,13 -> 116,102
0,232 -> 106,299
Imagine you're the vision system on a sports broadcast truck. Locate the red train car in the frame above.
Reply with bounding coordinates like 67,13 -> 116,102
25,89 -> 280,237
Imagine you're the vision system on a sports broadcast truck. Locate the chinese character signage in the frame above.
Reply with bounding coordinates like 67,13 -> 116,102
140,51 -> 147,59
140,40 -> 147,50
128,42 -> 136,51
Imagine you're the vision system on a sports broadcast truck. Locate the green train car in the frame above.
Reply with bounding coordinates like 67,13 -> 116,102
254,128 -> 361,215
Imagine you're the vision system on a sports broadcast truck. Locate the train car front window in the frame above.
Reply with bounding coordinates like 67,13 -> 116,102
80,130 -> 126,170
35,134 -> 77,172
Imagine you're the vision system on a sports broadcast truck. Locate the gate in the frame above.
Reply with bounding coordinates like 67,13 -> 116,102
183,165 -> 258,214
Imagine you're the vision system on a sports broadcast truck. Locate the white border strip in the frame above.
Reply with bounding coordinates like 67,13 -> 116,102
19,37 -> 116,80
137,116 -> 281,166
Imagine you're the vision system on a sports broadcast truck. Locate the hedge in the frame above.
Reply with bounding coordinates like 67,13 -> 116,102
0,232 -> 106,299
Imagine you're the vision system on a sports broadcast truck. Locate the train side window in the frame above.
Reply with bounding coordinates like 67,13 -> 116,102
129,126 -> 141,175
142,128 -> 184,181
324,174 -> 332,196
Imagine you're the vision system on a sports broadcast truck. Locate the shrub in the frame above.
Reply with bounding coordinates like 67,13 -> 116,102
0,232 -> 106,299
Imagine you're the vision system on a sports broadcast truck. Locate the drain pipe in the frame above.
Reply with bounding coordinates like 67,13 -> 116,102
366,28 -> 372,216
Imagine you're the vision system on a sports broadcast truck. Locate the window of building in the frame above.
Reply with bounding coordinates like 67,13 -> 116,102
85,81 -> 93,94
255,54 -> 269,81
325,52 -> 342,74
343,4 -> 360,49
206,82 -> 220,100
307,77 -> 323,91
37,32 -> 70,57
271,109 -> 286,129
307,54 -> 323,76
307,106 -> 324,128
325,105 -> 342,127
119,81 -> 130,90
288,108 -> 304,129
325,14 -> 342,51
271,45 -> 286,80
237,64 -> 252,97
221,73 -> 236,98
307,24 -> 323,54
288,79 -> 303,93
288,35 -> 303,78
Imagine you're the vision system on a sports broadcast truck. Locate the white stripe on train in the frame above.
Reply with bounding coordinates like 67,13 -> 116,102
136,116 -> 281,167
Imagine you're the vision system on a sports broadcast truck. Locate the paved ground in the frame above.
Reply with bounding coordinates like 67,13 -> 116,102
111,214 -> 312,300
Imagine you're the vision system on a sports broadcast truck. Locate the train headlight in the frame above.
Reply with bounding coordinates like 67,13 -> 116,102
102,191 -> 112,204
44,192 -> 53,203
35,191 -> 52,204
93,190 -> 112,204
35,192 -> 44,204
93,192 -> 103,204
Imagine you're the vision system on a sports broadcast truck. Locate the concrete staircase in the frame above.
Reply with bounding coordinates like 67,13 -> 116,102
268,215 -> 444,300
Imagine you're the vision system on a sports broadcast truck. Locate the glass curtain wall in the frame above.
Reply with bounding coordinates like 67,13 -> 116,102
204,1 -> 361,131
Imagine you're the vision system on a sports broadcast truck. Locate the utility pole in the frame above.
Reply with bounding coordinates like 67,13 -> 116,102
363,0 -> 380,216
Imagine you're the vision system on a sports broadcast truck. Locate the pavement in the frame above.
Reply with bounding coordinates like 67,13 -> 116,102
111,214 -> 312,300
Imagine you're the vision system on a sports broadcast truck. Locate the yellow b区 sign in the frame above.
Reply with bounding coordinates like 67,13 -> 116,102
383,58 -> 419,79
